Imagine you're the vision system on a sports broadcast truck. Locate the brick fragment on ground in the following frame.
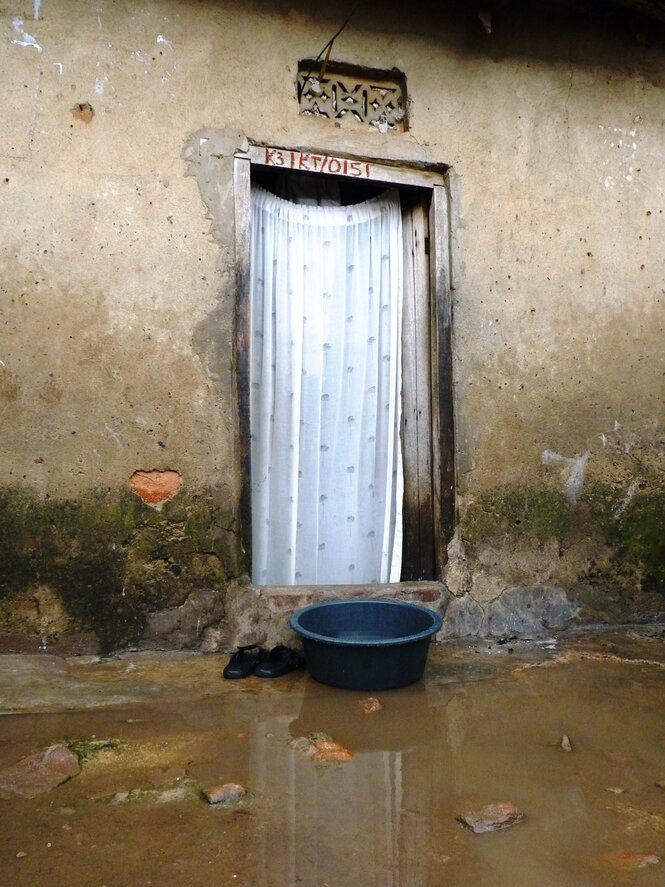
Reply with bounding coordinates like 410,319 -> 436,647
354,696 -> 384,715
595,850 -> 660,871
312,740 -> 354,762
0,744 -> 80,798
288,731 -> 354,762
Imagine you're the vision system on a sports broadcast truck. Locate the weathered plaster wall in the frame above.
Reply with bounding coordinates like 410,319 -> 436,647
0,0 -> 663,651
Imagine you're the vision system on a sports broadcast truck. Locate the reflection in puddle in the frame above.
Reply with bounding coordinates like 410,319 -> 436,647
290,681 -> 439,750
249,683 -> 444,886
245,657 -> 665,886
1,636 -> 665,886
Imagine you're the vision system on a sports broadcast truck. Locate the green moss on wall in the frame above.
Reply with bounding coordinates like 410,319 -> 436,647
0,486 -> 242,652
462,486 -> 572,548
583,485 -> 665,596
460,479 -> 665,600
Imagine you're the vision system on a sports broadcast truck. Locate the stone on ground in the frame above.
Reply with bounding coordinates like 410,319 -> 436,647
457,801 -> 524,834
0,744 -> 80,798
203,782 -> 247,806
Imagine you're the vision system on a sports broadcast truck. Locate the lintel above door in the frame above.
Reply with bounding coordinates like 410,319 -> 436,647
241,144 -> 446,190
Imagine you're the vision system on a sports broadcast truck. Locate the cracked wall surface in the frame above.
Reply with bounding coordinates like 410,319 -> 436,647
0,0 -> 663,651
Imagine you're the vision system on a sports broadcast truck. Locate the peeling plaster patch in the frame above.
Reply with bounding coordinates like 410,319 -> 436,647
182,126 -> 248,252
95,77 -> 107,96
129,469 -> 182,509
541,450 -> 589,504
53,62 -> 63,75
11,16 -> 42,52
156,34 -> 173,49
33,0 -> 41,20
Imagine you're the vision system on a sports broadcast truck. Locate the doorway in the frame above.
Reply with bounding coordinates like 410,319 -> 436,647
234,146 -> 454,585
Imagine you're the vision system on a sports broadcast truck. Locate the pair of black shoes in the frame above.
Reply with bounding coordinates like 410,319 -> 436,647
223,643 -> 305,679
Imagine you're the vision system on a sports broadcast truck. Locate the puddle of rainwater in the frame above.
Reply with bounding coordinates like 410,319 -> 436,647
1,642 -> 665,887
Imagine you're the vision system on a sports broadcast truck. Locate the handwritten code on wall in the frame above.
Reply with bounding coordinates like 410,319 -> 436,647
262,148 -> 371,178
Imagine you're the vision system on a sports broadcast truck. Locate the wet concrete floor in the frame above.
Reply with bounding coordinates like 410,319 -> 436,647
1,626 -> 665,886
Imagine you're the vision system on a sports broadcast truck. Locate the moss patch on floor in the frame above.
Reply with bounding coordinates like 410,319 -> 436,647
68,738 -> 125,763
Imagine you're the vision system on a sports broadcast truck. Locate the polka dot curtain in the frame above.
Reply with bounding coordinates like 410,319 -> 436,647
250,184 -> 403,585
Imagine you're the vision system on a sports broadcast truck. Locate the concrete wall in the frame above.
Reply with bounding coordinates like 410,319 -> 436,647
1,0 -> 663,652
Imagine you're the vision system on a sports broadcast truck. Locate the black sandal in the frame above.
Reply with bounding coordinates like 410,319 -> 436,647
223,644 -> 267,679
254,645 -> 305,678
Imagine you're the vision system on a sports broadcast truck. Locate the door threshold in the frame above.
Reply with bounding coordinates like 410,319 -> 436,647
256,581 -> 446,615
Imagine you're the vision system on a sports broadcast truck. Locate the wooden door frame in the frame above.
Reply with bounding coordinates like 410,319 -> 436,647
233,143 -> 455,581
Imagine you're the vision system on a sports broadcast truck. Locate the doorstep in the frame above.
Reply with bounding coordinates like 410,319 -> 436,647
220,582 -> 450,651
256,582 -> 447,617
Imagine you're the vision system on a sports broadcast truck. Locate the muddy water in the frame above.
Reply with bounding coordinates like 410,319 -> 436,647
1,631 -> 665,887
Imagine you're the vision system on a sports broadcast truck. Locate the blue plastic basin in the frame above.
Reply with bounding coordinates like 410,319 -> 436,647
290,599 -> 442,690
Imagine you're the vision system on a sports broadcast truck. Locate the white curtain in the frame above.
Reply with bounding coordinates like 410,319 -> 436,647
250,184 -> 403,585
